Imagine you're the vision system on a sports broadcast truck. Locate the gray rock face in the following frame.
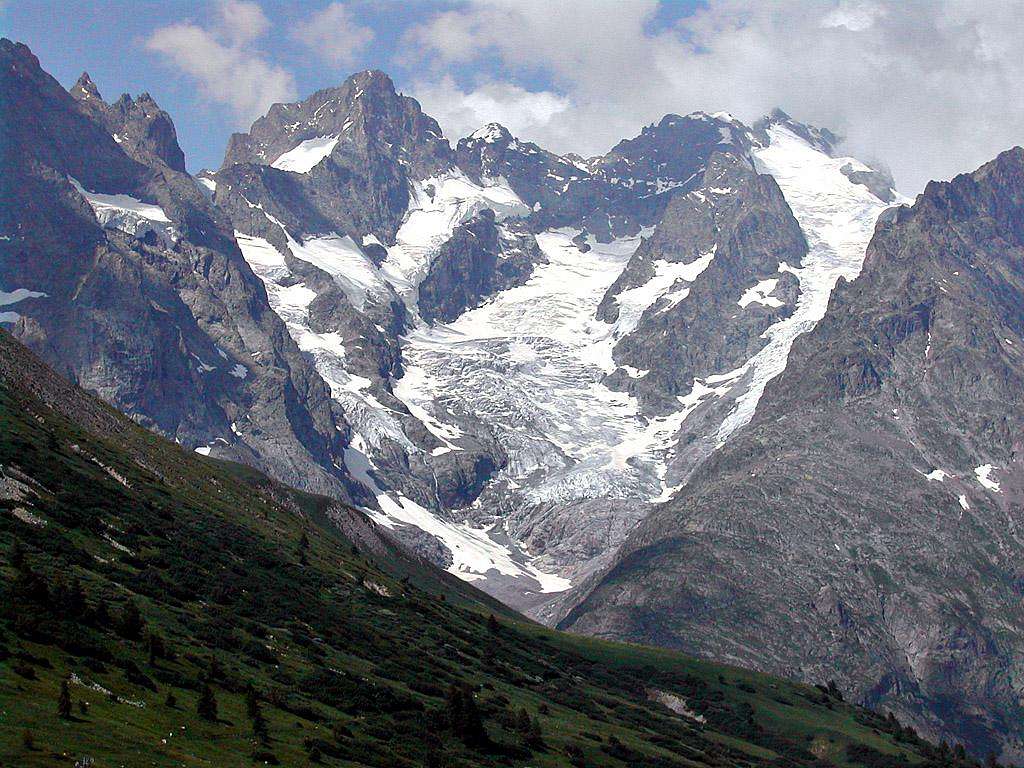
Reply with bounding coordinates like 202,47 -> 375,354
456,112 -> 751,242
599,150 -> 806,406
559,148 -> 1024,761
0,39 -> 354,500
419,210 -> 545,324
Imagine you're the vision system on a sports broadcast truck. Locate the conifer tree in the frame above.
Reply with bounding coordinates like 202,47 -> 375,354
147,632 -> 166,665
446,683 -> 486,747
246,684 -> 260,720
527,715 -> 544,749
65,576 -> 86,618
9,538 -> 25,569
246,684 -> 269,745
515,707 -> 531,734
197,681 -> 218,722
119,600 -> 143,640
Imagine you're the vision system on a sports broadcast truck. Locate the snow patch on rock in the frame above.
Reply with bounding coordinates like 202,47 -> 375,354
975,464 -> 1001,492
271,135 -> 340,173
69,177 -> 175,240
738,278 -> 784,308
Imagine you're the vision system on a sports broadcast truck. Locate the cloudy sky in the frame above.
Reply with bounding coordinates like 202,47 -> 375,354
3,0 -> 1022,192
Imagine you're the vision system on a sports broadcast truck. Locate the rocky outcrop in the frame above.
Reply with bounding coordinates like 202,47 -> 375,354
455,112 -> 750,242
559,148 -> 1024,761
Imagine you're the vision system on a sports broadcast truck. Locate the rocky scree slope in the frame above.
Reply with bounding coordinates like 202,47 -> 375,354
559,148 -> 1024,762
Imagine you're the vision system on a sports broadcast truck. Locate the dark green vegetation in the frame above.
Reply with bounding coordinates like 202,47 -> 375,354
0,329 -> 978,767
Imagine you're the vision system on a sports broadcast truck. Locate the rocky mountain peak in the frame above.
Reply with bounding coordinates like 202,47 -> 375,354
346,68 -> 397,97
928,144 -> 1024,215
755,107 -> 838,154
70,71 -> 101,101
68,77 -> 187,173
465,122 -> 514,145
592,110 -> 750,200
220,67 -> 451,180
0,37 -> 41,71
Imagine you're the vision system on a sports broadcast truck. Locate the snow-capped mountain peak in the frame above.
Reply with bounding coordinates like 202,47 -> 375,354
468,122 -> 514,144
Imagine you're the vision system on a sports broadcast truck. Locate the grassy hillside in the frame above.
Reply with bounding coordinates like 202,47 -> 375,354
0,330 -> 972,767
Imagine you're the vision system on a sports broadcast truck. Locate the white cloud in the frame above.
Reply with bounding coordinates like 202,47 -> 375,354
406,0 -> 1024,192
413,76 -> 571,149
146,0 -> 296,126
218,0 -> 270,45
293,3 -> 373,67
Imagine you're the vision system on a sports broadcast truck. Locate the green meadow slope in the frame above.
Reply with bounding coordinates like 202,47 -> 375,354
0,329 -> 973,767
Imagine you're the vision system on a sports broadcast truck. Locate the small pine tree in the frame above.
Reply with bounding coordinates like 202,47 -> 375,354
515,707 -> 531,734
447,683 -> 486,747
90,597 -> 110,628
246,684 -> 260,719
164,691 -> 177,708
119,600 -> 143,640
487,614 -> 500,634
210,657 -> 224,679
21,729 -> 34,750
307,743 -> 322,763
253,709 -> 269,746
197,681 -> 218,722
52,576 -> 86,618
527,716 -> 544,749
247,685 -> 269,745
10,538 -> 25,569
78,699 -> 89,716
298,530 -> 310,565
825,679 -> 844,701
57,677 -> 72,719
565,742 -> 586,767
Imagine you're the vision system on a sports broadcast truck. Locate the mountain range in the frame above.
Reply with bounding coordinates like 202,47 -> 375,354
2,36 -> 1023,762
